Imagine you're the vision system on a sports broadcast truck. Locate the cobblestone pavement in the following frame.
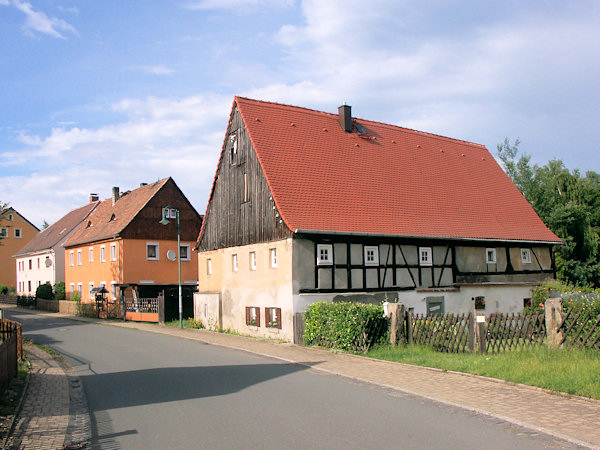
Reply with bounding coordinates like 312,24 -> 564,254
4,305 -> 600,449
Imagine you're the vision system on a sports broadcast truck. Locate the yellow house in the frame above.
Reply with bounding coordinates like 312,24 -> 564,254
64,178 -> 202,321
0,207 -> 39,291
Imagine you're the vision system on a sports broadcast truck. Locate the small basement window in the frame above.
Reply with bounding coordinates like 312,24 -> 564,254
486,248 -> 496,263
419,247 -> 432,266
245,306 -> 260,326
521,249 -> 531,264
364,246 -> 379,266
316,244 -> 333,265
266,307 -> 282,329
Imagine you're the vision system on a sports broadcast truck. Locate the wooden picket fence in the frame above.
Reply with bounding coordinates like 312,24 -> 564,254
559,305 -> 600,350
485,311 -> 546,353
410,313 -> 472,353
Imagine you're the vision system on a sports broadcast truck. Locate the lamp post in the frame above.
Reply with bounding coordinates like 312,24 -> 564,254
160,206 -> 182,329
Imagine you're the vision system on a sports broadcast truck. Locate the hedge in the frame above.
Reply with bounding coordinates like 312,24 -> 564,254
304,301 -> 388,353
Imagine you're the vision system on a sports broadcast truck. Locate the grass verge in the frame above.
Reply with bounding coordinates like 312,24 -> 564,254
163,318 -> 204,329
366,344 -> 600,399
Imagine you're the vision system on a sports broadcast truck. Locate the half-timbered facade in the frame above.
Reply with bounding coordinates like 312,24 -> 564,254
196,97 -> 561,342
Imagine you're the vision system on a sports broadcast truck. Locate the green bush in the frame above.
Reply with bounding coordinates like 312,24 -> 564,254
54,282 -> 66,300
36,282 -> 54,300
70,291 -> 81,302
0,284 -> 8,295
304,301 -> 388,353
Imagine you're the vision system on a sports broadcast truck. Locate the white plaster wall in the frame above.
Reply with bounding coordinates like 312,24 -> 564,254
16,251 -> 56,294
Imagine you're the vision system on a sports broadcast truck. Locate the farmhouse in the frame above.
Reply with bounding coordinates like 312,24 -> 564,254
195,97 -> 561,342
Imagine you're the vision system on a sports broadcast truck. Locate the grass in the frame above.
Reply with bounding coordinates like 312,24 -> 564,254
163,318 -> 204,329
366,344 -> 600,399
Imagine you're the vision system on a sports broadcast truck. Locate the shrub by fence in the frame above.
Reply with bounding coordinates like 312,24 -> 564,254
304,301 -> 388,353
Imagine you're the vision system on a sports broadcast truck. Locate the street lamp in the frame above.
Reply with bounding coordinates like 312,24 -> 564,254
160,206 -> 182,329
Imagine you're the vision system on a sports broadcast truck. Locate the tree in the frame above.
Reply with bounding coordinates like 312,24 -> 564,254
36,282 -> 54,300
54,281 -> 66,300
497,139 -> 600,287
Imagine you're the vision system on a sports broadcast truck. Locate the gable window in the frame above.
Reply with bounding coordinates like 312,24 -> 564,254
69,251 -> 74,267
249,251 -> 256,270
110,243 -> 117,261
245,306 -> 260,326
147,242 -> 159,261
14,228 -> 21,238
8,214 -> 13,222
0,228 -> 6,237
100,245 -> 106,263
364,246 -> 379,266
419,247 -> 432,266
180,244 -> 190,261
232,254 -> 238,272
207,258 -> 212,275
316,244 -> 333,265
77,250 -> 82,266
89,247 -> 94,263
486,248 -> 497,264
230,132 -> 238,164
266,307 -> 282,329
521,249 -> 531,264
270,248 -> 277,268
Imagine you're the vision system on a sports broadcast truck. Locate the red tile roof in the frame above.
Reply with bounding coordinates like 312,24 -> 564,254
64,179 -> 169,247
234,97 -> 560,243
14,202 -> 99,256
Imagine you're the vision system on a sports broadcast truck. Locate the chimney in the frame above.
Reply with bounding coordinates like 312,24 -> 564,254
338,103 -> 352,133
140,182 -> 148,187
112,186 -> 120,205
89,193 -> 99,203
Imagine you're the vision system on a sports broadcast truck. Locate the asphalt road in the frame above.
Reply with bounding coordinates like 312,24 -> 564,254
7,311 -> 578,449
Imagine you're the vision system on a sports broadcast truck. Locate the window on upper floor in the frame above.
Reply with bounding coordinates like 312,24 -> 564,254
249,251 -> 256,270
28,259 -> 32,270
100,245 -> 106,263
419,247 -> 432,266
89,247 -> 94,263
232,254 -> 238,272
316,244 -> 333,266
77,250 -> 82,266
229,132 -> 238,164
364,246 -> 379,266
69,251 -> 74,267
270,248 -> 277,268
207,258 -> 212,275
14,228 -> 21,238
521,249 -> 532,264
179,244 -> 190,261
486,248 -> 497,264
110,243 -> 117,261
37,258 -> 40,269
8,214 -> 13,222
147,243 -> 159,261
0,228 -> 7,238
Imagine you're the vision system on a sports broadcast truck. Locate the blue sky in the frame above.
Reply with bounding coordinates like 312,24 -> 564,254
1,0 -> 599,227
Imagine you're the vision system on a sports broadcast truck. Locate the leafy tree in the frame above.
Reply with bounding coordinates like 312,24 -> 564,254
54,281 -> 66,300
497,139 -> 600,287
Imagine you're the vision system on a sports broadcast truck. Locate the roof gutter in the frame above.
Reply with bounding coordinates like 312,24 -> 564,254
63,234 -> 120,248
293,229 -> 562,246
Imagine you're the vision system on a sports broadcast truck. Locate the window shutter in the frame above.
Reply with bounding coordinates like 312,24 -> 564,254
265,307 -> 271,326
245,307 -> 250,325
276,308 -> 282,329
256,308 -> 261,327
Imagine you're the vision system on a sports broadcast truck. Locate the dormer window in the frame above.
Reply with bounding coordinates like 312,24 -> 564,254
86,221 -> 92,228
110,214 -> 117,221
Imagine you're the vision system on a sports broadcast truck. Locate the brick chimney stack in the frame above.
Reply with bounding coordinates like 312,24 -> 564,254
112,187 -> 120,205
338,103 -> 352,132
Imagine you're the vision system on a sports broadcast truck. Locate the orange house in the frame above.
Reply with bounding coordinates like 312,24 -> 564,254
0,207 -> 39,290
64,178 -> 202,322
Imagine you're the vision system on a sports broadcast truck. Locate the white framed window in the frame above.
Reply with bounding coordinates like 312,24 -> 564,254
14,228 -> 21,238
179,244 -> 190,261
110,243 -> 117,261
70,283 -> 74,293
166,208 -> 177,219
77,249 -> 82,266
266,307 -> 282,329
246,306 -> 259,326
207,258 -> 212,275
270,248 -> 277,268
77,283 -> 82,294
100,245 -> 106,263
521,249 -> 532,264
232,254 -> 238,272
486,248 -> 497,263
364,246 -> 379,266
419,247 -> 432,266
69,251 -> 74,266
89,247 -> 94,262
146,242 -> 159,261
316,244 -> 333,265
250,251 -> 257,270
0,228 -> 7,237
111,281 -> 117,300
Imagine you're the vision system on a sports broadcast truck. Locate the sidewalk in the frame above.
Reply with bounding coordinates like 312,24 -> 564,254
4,304 -> 600,449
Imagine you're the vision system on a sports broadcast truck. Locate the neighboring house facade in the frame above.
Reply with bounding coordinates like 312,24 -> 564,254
64,178 -> 202,321
0,207 -> 39,290
195,97 -> 561,343
14,197 -> 100,295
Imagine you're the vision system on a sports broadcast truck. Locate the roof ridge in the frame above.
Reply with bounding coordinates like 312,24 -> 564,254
235,96 -> 485,148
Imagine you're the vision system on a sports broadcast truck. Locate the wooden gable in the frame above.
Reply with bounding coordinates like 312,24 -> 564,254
198,103 -> 292,251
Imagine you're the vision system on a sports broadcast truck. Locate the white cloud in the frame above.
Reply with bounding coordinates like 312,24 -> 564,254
2,94 -> 232,225
7,0 -> 78,39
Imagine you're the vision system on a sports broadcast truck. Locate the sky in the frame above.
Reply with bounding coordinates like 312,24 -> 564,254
1,0 -> 599,227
